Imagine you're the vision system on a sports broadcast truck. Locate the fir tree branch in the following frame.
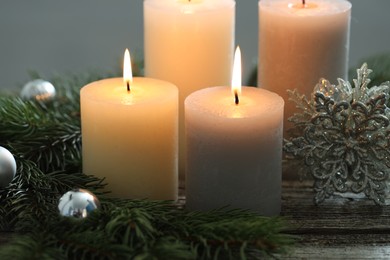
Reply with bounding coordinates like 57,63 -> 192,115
0,199 -> 294,259
0,158 -> 104,231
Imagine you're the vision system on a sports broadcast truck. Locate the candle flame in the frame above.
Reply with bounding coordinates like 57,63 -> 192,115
231,46 -> 241,105
123,48 -> 133,91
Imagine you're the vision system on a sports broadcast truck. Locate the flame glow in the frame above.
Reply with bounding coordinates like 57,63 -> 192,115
231,46 -> 242,104
123,48 -> 133,87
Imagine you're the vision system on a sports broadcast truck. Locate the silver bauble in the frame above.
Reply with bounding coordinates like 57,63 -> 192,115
20,79 -> 56,102
0,146 -> 17,188
58,188 -> 100,218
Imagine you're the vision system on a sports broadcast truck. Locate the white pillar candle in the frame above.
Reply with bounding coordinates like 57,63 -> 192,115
258,0 -> 351,135
144,0 -> 235,176
185,48 -> 284,215
81,50 -> 178,200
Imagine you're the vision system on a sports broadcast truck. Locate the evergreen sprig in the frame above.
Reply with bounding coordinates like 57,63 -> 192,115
0,97 -> 81,172
0,158 -> 104,231
0,199 -> 292,259
0,70 -> 119,172
0,70 -> 294,259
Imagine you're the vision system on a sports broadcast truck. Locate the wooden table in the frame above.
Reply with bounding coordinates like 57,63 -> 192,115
281,180 -> 390,259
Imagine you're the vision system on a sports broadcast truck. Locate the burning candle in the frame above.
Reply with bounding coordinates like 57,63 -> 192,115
80,49 -> 178,200
185,47 -> 284,215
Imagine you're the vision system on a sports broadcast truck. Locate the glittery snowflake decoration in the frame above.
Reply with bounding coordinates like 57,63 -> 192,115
284,64 -> 390,205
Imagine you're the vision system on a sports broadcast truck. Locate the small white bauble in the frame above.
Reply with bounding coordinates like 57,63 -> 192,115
0,146 -> 17,187
20,79 -> 56,102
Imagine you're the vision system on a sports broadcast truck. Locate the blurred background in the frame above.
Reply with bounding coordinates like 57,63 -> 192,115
0,0 -> 389,89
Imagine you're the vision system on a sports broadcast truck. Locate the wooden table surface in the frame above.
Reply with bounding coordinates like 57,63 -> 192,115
281,180 -> 390,259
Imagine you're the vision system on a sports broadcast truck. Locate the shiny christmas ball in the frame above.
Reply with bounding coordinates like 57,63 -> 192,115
58,188 -> 100,218
0,146 -> 17,188
20,79 -> 56,102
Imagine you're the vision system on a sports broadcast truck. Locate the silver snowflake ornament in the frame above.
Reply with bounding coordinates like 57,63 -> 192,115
284,64 -> 390,205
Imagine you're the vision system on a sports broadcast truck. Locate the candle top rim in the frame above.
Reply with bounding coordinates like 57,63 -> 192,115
259,0 -> 351,16
185,86 -> 284,119
81,77 -> 177,106
145,0 -> 235,13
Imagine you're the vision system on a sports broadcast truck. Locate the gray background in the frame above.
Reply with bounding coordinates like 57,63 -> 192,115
0,0 -> 389,89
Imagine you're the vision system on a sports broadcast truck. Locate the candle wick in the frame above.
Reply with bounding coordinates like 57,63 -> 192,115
127,81 -> 130,92
234,92 -> 239,105
302,0 -> 305,6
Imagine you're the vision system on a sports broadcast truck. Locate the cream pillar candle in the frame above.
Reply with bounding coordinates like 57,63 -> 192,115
185,48 -> 284,215
81,50 -> 178,200
144,0 -> 235,176
258,0 -> 351,135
